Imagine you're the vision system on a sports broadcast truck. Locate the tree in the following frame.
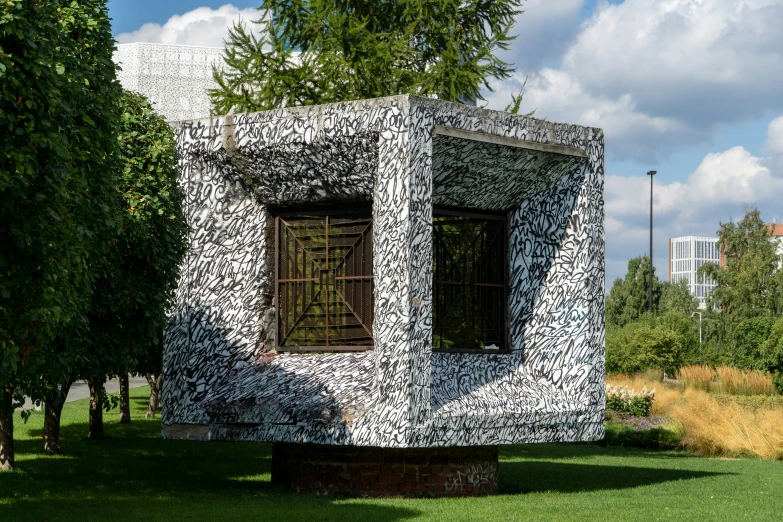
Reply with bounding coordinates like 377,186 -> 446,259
210,0 -> 522,114
606,255 -> 662,328
659,279 -> 698,316
69,90 -> 187,440
700,208 -> 783,318
658,310 -> 701,366
1,0 -> 123,470
733,315 -> 775,370
760,318 -> 783,392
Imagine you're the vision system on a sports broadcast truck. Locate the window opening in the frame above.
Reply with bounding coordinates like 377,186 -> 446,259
432,208 -> 508,352
276,211 -> 373,351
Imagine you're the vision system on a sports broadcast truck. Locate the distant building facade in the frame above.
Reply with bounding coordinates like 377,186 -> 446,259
770,224 -> 783,267
113,43 -> 223,122
112,42 -> 471,122
668,236 -> 719,308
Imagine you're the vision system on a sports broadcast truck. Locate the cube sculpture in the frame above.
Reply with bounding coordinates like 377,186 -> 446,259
164,96 -> 605,496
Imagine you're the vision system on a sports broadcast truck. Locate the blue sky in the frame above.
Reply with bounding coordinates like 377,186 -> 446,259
107,0 -> 253,35
109,1 -> 783,286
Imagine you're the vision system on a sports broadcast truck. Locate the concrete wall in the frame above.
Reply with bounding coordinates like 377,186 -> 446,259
163,95 -> 606,447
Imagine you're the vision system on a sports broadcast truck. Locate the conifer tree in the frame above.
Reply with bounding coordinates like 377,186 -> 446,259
210,0 -> 523,113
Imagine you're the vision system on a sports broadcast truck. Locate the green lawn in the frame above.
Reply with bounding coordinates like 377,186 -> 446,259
1,386 -> 781,521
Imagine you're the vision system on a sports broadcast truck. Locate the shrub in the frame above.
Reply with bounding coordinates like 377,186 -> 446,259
760,318 -> 783,392
602,416 -> 684,450
606,320 -> 683,375
734,316 -> 775,369
605,384 -> 655,417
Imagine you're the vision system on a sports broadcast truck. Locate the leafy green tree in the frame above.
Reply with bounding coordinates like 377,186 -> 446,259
210,0 -> 522,113
694,208 -> 783,373
119,91 -> 186,423
0,0 -> 122,471
69,90 -> 188,440
760,318 -> 783,392
606,255 -> 662,327
659,279 -> 698,316
700,208 -> 783,317
658,311 -> 701,365
732,315 -> 775,370
694,308 -> 738,367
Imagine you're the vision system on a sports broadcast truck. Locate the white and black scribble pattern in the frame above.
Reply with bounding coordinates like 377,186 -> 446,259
431,135 -> 586,210
163,95 -> 605,447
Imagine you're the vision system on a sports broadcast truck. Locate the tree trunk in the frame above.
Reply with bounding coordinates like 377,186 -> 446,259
43,379 -> 74,455
0,386 -> 14,472
118,375 -> 130,424
88,380 -> 104,439
145,373 -> 163,419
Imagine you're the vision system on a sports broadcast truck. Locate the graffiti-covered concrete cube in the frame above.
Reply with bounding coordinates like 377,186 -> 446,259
163,95 -> 605,447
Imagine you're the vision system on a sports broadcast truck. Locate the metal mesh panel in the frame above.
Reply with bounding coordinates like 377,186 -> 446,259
432,210 -> 507,351
277,214 -> 373,350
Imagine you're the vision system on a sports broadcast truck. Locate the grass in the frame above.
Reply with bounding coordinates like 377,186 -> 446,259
1,387 -> 782,521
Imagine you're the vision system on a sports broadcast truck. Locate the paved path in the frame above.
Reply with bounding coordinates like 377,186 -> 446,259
19,376 -> 149,410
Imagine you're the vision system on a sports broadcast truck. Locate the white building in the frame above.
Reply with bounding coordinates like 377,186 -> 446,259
770,224 -> 783,267
668,236 -> 719,308
113,43 -> 224,122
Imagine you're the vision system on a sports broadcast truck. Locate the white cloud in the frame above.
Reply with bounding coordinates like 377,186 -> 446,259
116,5 -> 260,48
564,0 -> 783,122
607,146 -> 781,227
603,118 -> 783,285
763,115 -> 783,170
487,68 -> 688,158
489,0 -> 783,161
501,0 -> 585,70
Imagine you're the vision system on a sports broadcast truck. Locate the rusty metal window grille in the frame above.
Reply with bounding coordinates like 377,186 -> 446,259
276,211 -> 373,351
432,208 -> 508,353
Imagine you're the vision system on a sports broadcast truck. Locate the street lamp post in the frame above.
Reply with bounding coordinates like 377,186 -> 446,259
691,311 -> 702,345
691,311 -> 703,363
647,170 -> 657,313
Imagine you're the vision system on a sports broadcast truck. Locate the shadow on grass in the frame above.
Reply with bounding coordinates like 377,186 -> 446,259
2,419 -> 420,522
3,409 -> 728,522
499,459 -> 727,495
501,442 -> 696,461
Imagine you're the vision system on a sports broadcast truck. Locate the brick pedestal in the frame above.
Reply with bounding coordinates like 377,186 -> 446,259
271,443 -> 498,497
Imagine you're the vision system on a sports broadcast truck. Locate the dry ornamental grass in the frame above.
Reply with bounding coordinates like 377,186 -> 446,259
607,372 -> 783,459
676,365 -> 714,392
675,365 -> 777,396
670,389 -> 783,459
714,366 -> 776,396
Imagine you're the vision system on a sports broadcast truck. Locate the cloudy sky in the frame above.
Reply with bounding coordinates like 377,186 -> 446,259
108,0 -> 783,287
